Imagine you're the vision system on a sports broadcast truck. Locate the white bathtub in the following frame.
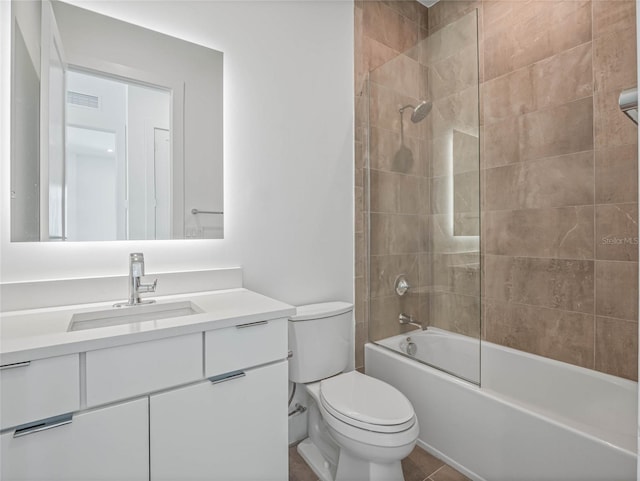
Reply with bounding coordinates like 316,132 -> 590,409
367,329 -> 638,481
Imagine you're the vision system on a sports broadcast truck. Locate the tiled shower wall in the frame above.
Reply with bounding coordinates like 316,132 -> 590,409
355,0 -> 639,381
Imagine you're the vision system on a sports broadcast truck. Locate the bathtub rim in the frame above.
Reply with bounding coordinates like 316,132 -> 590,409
376,327 -> 636,391
365,341 -> 638,457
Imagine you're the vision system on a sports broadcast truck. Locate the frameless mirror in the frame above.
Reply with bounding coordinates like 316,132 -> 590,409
10,0 -> 223,241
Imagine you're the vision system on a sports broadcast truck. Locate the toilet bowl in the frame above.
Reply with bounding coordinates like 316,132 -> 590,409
289,303 -> 419,481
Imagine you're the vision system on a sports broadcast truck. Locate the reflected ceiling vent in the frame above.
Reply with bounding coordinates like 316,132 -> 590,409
619,87 -> 638,125
67,91 -> 99,109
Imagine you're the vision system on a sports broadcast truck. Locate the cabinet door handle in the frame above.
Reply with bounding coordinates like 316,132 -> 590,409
13,414 -> 73,438
208,370 -> 246,385
1,361 -> 31,370
236,320 -> 268,329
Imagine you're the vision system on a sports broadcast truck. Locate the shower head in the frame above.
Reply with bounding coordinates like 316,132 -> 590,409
399,101 -> 432,123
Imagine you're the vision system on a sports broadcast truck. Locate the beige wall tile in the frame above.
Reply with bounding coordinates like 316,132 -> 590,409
595,316 -> 638,381
454,212 -> 479,236
429,133 -> 457,176
428,43 -> 479,100
483,117 -> 520,168
596,203 -> 639,261
370,170 -> 421,214
355,186 -> 364,234
355,140 -> 364,188
370,126 -> 423,176
483,206 -> 594,259
519,97 -> 593,162
483,151 -> 594,211
370,213 -> 422,255
426,291 -> 481,337
593,25 -> 637,94
429,86 -> 479,139
484,1 -> 591,81
594,89 -> 638,149
482,1 -> 548,39
355,231 -> 365,278
452,129 -> 479,174
531,42 -> 593,112
363,1 -> 419,54
482,66 -> 535,125
419,176 -> 430,215
595,144 -> 639,204
370,254 -> 419,299
595,260 -> 639,321
429,176 -> 449,215
428,0 -> 478,34
426,213 -> 480,254
484,255 -> 594,314
382,0 -> 421,23
369,294 -> 422,340
485,300 -> 595,368
362,35 -> 402,75
592,0 -> 636,39
454,170 -> 479,214
371,53 -> 421,98
422,8 -> 478,65
370,83 -> 423,139
449,258 -> 481,297
419,252 -> 480,296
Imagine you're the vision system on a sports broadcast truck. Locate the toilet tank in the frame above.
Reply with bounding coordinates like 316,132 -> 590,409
288,302 -> 353,383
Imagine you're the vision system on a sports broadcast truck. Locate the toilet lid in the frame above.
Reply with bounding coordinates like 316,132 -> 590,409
319,371 -> 415,433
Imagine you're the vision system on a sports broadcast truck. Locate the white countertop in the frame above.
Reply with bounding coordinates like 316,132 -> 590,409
0,288 -> 295,365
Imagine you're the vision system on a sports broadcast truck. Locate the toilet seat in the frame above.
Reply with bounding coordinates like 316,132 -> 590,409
319,371 -> 416,434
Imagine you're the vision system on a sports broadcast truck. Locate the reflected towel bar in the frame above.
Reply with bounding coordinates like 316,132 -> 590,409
191,209 -> 223,215
619,87 -> 638,125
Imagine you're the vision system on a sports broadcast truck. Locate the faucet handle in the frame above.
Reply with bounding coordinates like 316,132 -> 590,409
138,278 -> 157,294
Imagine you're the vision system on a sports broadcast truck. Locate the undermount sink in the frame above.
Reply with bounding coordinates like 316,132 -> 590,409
67,301 -> 203,332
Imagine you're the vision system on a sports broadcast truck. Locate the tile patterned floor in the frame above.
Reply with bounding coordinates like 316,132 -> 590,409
289,444 -> 470,481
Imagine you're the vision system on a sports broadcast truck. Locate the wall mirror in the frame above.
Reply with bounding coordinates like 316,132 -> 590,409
10,0 -> 224,241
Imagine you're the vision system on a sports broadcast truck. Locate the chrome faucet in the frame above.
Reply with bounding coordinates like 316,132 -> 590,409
399,313 -> 424,330
126,253 -> 157,306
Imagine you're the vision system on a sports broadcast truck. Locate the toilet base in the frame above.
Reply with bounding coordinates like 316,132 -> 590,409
298,438 -> 334,481
298,436 -> 407,481
335,451 -> 404,481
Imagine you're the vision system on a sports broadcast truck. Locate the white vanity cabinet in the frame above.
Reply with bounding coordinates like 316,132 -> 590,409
150,361 -> 288,481
0,354 -> 80,431
150,318 -> 289,480
1,397 -> 149,481
0,288 -> 294,481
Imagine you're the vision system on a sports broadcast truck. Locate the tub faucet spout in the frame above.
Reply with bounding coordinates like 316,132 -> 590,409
399,313 -> 424,330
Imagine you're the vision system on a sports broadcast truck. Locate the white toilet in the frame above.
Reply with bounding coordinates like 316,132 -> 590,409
289,302 -> 419,481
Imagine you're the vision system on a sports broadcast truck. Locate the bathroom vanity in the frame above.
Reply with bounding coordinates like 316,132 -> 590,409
0,286 -> 294,480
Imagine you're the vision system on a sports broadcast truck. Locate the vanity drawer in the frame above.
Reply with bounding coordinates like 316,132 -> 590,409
1,354 -> 80,430
86,333 -> 202,407
205,318 -> 287,378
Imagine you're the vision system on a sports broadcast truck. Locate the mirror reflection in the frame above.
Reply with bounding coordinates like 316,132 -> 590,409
10,0 -> 224,242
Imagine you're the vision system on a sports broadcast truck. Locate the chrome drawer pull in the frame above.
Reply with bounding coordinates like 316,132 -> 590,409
13,414 -> 73,438
208,370 -> 246,385
236,320 -> 268,329
0,361 -> 31,370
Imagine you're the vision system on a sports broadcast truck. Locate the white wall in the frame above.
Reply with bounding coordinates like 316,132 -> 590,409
0,0 -> 354,308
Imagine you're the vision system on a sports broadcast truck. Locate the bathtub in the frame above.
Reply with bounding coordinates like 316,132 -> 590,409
367,329 -> 638,481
